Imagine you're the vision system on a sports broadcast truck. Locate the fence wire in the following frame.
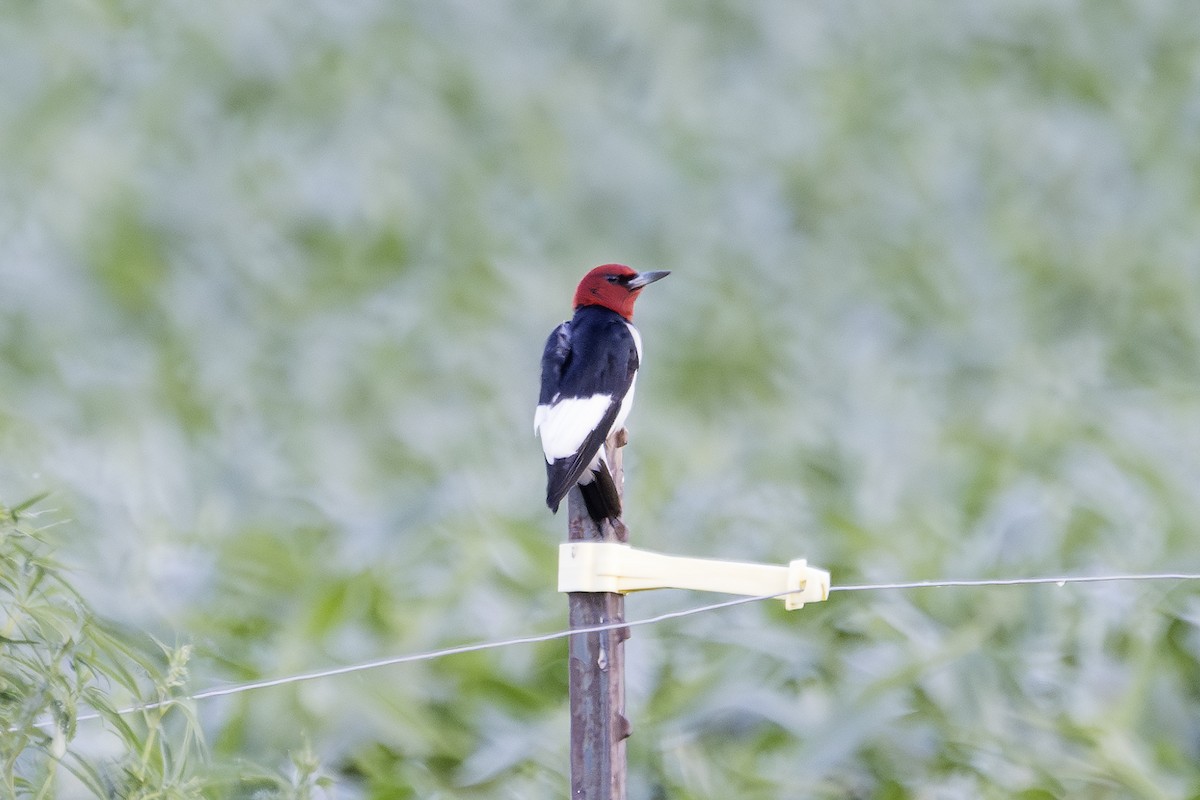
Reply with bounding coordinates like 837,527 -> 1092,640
52,571 -> 1200,729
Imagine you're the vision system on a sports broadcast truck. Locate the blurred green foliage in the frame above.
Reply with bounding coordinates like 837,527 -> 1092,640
3,0 -> 1200,796
0,496 -> 205,798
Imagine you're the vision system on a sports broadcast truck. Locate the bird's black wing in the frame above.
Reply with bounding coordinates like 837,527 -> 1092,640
541,308 -> 639,512
539,320 -> 572,406
544,399 -> 623,513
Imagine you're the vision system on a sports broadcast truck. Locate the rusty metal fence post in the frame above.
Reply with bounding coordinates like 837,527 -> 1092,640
566,430 -> 630,799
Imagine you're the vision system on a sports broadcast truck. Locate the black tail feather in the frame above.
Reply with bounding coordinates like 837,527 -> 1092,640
578,464 -> 622,524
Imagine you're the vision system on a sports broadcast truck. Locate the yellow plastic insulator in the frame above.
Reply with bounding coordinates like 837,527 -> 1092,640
557,542 -> 830,610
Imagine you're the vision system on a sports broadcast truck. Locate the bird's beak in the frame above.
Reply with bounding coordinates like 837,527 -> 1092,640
627,270 -> 670,289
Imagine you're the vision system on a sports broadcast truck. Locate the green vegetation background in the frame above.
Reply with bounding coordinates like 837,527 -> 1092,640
3,0 -> 1200,797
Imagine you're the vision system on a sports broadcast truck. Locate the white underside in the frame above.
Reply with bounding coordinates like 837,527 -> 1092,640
626,322 -> 643,363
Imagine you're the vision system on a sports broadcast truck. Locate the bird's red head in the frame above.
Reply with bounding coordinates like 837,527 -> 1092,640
573,264 -> 670,321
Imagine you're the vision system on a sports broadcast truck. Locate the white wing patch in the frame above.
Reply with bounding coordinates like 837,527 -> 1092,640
534,394 -> 613,462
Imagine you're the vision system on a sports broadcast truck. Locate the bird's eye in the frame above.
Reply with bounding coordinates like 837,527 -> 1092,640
605,275 -> 619,283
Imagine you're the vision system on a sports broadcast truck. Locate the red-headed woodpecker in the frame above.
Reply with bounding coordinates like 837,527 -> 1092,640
535,264 -> 670,524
